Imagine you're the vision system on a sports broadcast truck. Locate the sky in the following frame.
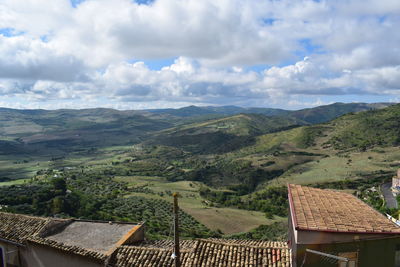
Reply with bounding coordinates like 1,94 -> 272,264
0,0 -> 399,110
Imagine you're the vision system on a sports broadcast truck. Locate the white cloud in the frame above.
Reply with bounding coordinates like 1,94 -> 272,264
0,35 -> 89,82
0,0 -> 297,67
0,0 -> 73,36
97,57 -> 261,103
0,0 -> 399,109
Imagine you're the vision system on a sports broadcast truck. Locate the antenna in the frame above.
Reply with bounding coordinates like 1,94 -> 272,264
172,192 -> 181,267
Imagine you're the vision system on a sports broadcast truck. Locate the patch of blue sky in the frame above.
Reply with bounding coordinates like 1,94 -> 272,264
128,58 -> 177,70
247,38 -> 324,73
292,38 -> 326,62
40,35 -> 50,43
246,64 -> 273,73
262,18 -> 277,25
134,0 -> 155,5
378,15 -> 387,23
0,28 -> 24,37
70,0 -> 85,8
297,38 -> 325,55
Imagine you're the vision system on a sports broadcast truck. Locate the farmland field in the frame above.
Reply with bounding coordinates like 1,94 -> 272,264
1,104 -> 400,240
114,176 -> 281,234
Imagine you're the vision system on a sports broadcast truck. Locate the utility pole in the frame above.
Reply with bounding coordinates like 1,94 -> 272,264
173,192 -> 181,267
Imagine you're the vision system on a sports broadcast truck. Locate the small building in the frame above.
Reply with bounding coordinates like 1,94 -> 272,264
288,184 -> 400,267
0,212 -> 144,267
392,169 -> 400,193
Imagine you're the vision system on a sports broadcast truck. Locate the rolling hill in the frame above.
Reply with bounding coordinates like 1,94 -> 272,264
1,103 -> 399,239
146,102 -> 393,124
148,113 -> 302,154
288,102 -> 392,124
325,103 -> 400,150
0,108 -> 176,155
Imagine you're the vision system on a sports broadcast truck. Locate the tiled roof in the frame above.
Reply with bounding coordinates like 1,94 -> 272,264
288,184 -> 400,234
0,212 -> 49,243
111,239 -> 291,267
131,239 -> 198,251
0,212 -> 132,262
0,212 -> 291,266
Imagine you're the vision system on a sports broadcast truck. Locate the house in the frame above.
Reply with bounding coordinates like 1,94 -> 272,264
392,169 -> 400,193
0,212 -> 144,267
0,211 -> 291,266
288,184 -> 400,267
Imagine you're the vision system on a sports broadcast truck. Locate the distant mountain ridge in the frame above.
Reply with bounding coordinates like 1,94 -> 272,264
0,102 -> 394,155
146,105 -> 289,117
289,102 -> 393,124
146,102 -> 394,124
0,101 -> 392,122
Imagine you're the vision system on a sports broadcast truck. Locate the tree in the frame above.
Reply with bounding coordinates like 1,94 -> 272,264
51,177 -> 67,195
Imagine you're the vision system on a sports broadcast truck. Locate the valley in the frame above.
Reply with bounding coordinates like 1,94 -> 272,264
0,102 -> 399,241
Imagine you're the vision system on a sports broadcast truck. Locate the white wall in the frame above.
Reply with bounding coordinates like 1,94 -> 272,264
20,244 -> 103,267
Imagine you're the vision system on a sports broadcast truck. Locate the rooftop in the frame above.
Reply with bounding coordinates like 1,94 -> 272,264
0,212 -> 141,261
44,220 -> 136,253
111,239 -> 291,267
288,184 -> 400,234
0,212 -> 290,266
0,212 -> 49,243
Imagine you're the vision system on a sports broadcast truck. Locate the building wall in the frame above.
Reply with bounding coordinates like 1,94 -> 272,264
0,241 -> 21,267
294,236 -> 400,267
393,177 -> 400,188
297,230 -> 394,244
20,243 -> 103,267
288,213 -> 298,266
289,217 -> 400,267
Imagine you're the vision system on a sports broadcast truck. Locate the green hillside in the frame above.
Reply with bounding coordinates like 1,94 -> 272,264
1,103 -> 399,240
288,102 -> 392,124
0,108 -> 177,155
149,113 -> 302,154
146,102 -> 393,123
326,103 -> 400,150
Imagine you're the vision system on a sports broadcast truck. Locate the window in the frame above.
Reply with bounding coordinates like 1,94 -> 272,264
0,246 -> 5,267
338,252 -> 358,267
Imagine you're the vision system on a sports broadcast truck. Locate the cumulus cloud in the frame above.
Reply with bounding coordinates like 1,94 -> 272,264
0,0 -> 399,109
98,57 -> 260,102
0,35 -> 89,82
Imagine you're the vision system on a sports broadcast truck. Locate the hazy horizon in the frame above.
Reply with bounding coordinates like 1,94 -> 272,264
0,101 -> 396,111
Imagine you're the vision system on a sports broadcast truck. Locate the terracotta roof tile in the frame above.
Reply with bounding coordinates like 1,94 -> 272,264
0,212 -> 49,243
288,184 -> 400,234
111,239 -> 291,267
0,212 -> 130,261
